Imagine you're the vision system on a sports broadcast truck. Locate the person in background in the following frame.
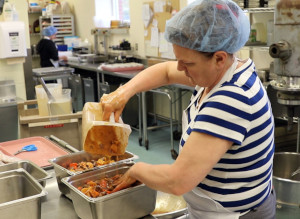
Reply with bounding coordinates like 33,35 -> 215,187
100,0 -> 276,218
36,26 -> 67,67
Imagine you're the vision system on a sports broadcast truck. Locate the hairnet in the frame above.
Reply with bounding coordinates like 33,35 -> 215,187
165,0 -> 250,54
42,26 -> 57,37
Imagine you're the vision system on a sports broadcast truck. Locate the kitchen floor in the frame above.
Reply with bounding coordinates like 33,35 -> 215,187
126,128 -> 178,165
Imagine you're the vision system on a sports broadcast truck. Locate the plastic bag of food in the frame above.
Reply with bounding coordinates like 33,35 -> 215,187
82,102 -> 131,156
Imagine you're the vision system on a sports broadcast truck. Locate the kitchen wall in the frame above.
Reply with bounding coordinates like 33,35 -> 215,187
0,0 -> 29,100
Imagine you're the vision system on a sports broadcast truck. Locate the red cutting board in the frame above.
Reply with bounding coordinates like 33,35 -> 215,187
0,136 -> 69,168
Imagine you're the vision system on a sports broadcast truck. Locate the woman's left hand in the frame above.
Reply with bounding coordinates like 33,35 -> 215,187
112,170 -> 137,192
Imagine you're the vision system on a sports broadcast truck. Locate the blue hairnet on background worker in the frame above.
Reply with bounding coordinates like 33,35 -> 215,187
37,26 -> 67,67
100,0 -> 276,218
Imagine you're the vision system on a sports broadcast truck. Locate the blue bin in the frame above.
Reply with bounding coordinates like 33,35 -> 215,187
57,45 -> 68,51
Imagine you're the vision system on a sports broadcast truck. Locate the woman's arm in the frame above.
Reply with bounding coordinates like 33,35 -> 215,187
114,132 -> 232,195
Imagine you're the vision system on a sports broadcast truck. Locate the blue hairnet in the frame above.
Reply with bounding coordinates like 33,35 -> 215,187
165,0 -> 250,53
42,26 -> 57,37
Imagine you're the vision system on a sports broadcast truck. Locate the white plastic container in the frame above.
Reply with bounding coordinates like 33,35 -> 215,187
3,1 -> 13,21
35,83 -> 62,116
82,102 -> 131,156
49,89 -> 72,116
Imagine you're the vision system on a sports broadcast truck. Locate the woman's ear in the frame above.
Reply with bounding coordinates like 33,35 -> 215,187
213,51 -> 227,68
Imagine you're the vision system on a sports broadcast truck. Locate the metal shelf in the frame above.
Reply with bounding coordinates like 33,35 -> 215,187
244,8 -> 274,13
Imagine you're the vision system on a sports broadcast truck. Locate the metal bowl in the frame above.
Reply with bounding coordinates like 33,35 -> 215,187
151,191 -> 187,219
273,152 -> 300,218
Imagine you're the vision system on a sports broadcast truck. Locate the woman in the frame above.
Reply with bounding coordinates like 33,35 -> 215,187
100,0 -> 276,218
36,26 -> 67,67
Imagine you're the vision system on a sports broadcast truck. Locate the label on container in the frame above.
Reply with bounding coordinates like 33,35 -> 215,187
9,32 -> 19,52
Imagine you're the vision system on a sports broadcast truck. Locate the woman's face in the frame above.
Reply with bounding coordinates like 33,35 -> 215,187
173,44 -> 223,88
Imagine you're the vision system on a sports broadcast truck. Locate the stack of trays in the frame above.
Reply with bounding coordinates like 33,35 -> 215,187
0,161 -> 49,219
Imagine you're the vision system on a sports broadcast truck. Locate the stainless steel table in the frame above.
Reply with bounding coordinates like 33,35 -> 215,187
41,169 -> 80,219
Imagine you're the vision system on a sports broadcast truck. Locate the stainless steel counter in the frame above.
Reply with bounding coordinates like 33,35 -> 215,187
41,169 -> 80,219
41,168 -> 156,219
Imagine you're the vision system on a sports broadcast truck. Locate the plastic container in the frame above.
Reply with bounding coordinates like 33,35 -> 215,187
49,89 -> 72,116
0,80 -> 16,101
3,1 -> 13,21
35,83 -> 62,116
82,102 -> 131,156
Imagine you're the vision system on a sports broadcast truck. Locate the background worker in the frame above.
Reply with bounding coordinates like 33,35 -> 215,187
36,25 -> 67,68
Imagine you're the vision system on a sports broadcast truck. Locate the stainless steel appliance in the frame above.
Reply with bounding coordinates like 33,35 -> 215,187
269,0 -> 300,152
0,80 -> 18,142
82,77 -> 96,102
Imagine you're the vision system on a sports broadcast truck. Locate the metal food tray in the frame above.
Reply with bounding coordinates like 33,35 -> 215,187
0,160 -> 52,187
0,169 -> 47,219
48,150 -> 138,197
62,163 -> 156,219
32,67 -> 74,76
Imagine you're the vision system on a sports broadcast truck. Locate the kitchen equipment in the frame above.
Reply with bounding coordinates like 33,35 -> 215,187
291,166 -> 300,177
49,135 -> 79,153
17,99 -> 82,150
14,144 -> 38,155
82,77 -> 96,102
273,152 -> 300,219
82,102 -> 132,156
35,83 -> 62,116
62,163 -> 156,219
0,80 -> 16,101
0,136 -> 69,168
0,80 -> 18,142
48,150 -> 138,197
152,191 -> 188,219
49,88 -> 72,116
0,160 -> 51,187
0,169 -> 47,219
268,0 -> 300,152
100,62 -> 144,72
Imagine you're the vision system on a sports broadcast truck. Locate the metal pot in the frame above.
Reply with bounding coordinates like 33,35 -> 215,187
273,152 -> 300,218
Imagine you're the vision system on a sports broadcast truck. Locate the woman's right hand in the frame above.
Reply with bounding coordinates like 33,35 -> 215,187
100,86 -> 128,122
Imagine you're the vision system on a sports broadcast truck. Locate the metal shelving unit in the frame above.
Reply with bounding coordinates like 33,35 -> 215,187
39,15 -> 75,45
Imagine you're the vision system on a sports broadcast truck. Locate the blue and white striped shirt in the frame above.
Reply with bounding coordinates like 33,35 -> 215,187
180,58 -> 274,212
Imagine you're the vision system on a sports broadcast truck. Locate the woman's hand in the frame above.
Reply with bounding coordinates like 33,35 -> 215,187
112,170 -> 137,192
100,86 -> 128,122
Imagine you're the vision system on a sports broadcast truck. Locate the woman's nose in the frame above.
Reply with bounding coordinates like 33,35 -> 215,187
177,62 -> 185,71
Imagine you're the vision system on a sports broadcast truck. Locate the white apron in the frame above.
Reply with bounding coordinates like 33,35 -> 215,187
179,59 -> 248,219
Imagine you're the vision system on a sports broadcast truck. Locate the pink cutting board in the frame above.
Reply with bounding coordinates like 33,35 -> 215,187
0,136 -> 69,168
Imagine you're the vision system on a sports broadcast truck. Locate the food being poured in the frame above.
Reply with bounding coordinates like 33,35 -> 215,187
82,102 -> 131,156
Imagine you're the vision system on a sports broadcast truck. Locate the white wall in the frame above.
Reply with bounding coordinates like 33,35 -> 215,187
0,0 -> 29,100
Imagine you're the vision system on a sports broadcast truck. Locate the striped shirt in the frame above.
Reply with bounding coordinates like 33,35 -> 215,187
180,58 -> 274,213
